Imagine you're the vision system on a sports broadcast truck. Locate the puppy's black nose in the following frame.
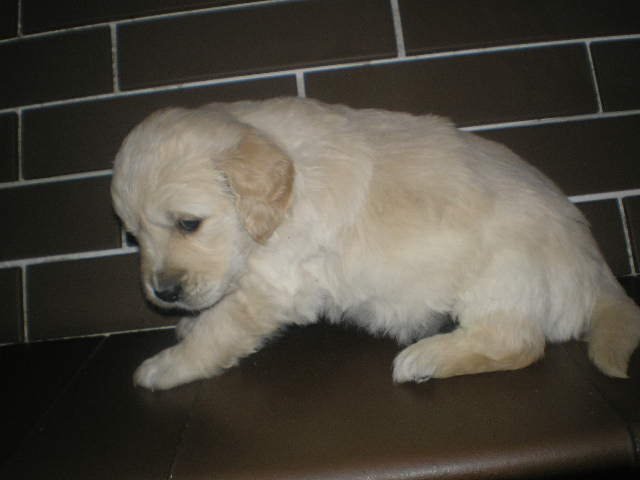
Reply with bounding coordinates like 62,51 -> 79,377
153,284 -> 183,303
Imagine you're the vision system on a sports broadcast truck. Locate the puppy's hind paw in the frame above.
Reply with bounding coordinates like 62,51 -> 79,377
392,344 -> 437,384
134,346 -> 206,391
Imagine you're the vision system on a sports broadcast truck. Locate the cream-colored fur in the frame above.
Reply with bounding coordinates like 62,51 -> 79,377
111,97 -> 640,390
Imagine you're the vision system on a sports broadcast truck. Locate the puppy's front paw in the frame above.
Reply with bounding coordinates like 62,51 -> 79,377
134,346 -> 205,391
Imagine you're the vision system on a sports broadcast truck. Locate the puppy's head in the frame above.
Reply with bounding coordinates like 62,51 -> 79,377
111,106 -> 294,311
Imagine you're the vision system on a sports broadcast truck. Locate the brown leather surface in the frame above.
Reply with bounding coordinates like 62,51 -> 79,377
0,336 -> 102,464
2,285 -> 639,479
1,331 -> 200,480
170,324 -> 634,479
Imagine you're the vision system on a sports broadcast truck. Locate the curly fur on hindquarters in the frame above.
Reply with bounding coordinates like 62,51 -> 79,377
111,97 -> 640,390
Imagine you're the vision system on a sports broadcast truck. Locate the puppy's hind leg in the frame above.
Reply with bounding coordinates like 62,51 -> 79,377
392,312 -> 545,383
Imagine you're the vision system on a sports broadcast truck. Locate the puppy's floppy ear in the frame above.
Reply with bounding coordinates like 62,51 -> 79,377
221,131 -> 294,244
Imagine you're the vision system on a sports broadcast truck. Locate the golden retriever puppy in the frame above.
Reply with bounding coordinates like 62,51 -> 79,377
111,97 -> 640,390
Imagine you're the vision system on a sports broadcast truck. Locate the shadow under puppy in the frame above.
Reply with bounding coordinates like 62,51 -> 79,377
111,97 -> 640,390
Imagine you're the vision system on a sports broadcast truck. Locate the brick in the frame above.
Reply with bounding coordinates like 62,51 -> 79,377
27,254 -> 174,340
118,0 -> 395,90
21,0 -> 259,33
22,76 -> 296,179
576,200 -> 630,276
479,115 -> 640,196
306,46 -> 597,127
0,268 -> 22,343
0,113 -> 18,182
591,39 -> 640,112
400,0 -> 640,55
0,176 -> 120,261
0,0 -> 18,39
0,28 -> 112,109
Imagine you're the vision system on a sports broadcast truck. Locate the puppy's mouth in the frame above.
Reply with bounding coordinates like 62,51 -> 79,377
143,281 -> 223,313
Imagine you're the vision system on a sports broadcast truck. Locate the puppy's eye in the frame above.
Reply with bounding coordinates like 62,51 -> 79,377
177,218 -> 202,233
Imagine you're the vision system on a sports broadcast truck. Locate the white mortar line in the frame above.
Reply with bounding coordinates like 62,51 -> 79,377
0,70 -> 300,116
585,41 -> 604,113
3,33 -> 640,117
16,0 -> 23,36
2,6 -> 638,48
0,169 -> 112,190
110,23 -> 120,92
1,109 -> 638,191
2,70 -> 638,128
569,188 -> 640,204
120,226 -> 130,248
295,71 -> 306,98
103,0 -> 297,28
0,246 -> 138,270
0,0 -> 297,46
0,22 -> 105,46
390,0 -> 406,58
617,198 -> 637,276
16,108 -> 23,180
463,109 -> 640,133
21,265 -> 29,342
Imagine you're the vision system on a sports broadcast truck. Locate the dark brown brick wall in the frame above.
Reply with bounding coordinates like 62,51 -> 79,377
399,0 -> 640,53
27,254 -> 173,340
118,0 -> 396,90
1,0 -> 638,342
306,46 -> 597,126
22,77 -> 296,179
0,1 -> 18,39
0,177 -> 121,261
591,39 -> 640,111
21,0 -> 261,34
0,113 -> 17,182
479,116 -> 640,196
0,28 -> 113,109
0,268 -> 21,343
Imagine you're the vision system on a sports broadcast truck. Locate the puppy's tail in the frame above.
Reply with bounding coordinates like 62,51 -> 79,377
588,291 -> 640,378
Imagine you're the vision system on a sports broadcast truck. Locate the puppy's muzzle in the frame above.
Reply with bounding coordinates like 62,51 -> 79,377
151,273 -> 184,304
153,284 -> 183,303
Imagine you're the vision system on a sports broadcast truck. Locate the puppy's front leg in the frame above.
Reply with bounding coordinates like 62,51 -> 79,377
175,316 -> 197,340
134,292 -> 282,390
